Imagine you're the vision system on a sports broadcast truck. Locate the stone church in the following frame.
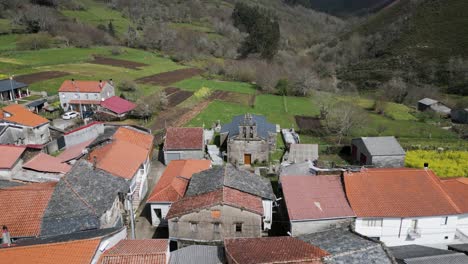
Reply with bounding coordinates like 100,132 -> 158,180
220,114 -> 277,165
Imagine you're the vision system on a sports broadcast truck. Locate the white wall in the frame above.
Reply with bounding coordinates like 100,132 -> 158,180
262,199 -> 273,231
64,123 -> 104,146
354,215 -> 458,246
59,83 -> 115,110
91,227 -> 127,264
150,203 -> 172,227
164,150 -> 204,165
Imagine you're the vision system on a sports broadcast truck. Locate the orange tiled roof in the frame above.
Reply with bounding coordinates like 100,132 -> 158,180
99,239 -> 168,264
442,178 -> 468,213
88,127 -> 154,180
164,127 -> 204,150
59,80 -> 108,93
0,182 -> 56,237
344,168 -> 460,217
0,238 -> 100,264
0,145 -> 26,169
23,152 -> 71,174
1,104 -> 49,127
147,160 -> 211,203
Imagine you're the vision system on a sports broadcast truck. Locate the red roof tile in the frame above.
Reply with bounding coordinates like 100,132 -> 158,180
442,178 -> 468,213
23,153 -> 71,174
101,96 -> 136,114
164,127 -> 203,150
344,168 -> 460,217
282,175 -> 355,221
89,127 -> 153,180
224,237 -> 329,264
0,182 -> 56,237
0,145 -> 26,169
147,160 -> 211,203
59,80 -> 108,93
99,239 -> 168,264
1,104 -> 49,127
166,187 -> 263,219
57,139 -> 95,162
0,238 -> 100,264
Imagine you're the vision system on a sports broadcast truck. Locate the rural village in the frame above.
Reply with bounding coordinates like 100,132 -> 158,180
0,0 -> 467,263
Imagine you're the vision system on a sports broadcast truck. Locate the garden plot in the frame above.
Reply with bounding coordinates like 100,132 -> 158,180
90,56 -> 148,70
16,71 -> 69,84
136,68 -> 203,86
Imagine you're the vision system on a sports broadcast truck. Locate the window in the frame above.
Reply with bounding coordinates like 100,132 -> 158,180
410,219 -> 418,230
363,218 -> 383,227
190,222 -> 198,232
235,223 -> 242,233
441,217 -> 448,226
154,209 -> 162,219
213,223 -> 220,233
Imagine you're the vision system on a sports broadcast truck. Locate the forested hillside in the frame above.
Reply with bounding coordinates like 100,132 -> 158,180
285,0 -> 395,16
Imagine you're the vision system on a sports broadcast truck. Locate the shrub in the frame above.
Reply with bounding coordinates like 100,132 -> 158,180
118,79 -> 138,92
194,87 -> 212,99
16,33 -> 52,50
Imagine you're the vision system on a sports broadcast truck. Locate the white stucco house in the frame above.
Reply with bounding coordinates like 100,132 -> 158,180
146,160 -> 211,227
344,168 -> 461,247
58,79 -> 115,112
163,127 -> 205,165
442,178 -> 468,242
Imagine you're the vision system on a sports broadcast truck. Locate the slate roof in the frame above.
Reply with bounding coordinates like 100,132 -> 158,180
99,239 -> 168,264
164,127 -> 204,150
0,179 -> 24,189
287,144 -> 319,162
442,178 -> 468,213
89,126 -> 118,148
166,187 -> 263,219
41,160 -> 129,237
59,80 -> 109,93
101,96 -> 136,114
449,244 -> 468,254
224,237 -> 329,264
282,175 -> 355,221
344,168 -> 460,217
26,98 -> 47,108
0,78 -> 27,92
0,145 -> 25,169
185,164 -> 275,200
0,238 -> 101,264
221,114 -> 276,140
1,104 -> 49,127
170,245 -> 225,264
356,136 -> 406,156
390,245 -> 468,264
418,98 -> 438,106
299,228 -> 393,264
0,182 -> 56,238
22,152 -> 71,174
280,161 -> 315,177
147,159 -> 211,203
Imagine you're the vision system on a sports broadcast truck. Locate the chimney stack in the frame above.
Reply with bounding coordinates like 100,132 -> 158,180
93,156 -> 97,170
109,78 -> 114,86
424,162 -> 429,170
2,226 -> 11,247
71,78 -> 75,85
99,80 -> 103,88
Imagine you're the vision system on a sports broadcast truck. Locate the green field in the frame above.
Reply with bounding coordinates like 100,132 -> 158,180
174,77 -> 257,95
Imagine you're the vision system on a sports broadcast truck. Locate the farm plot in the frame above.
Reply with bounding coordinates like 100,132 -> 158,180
90,56 -> 148,70
136,68 -> 203,86
295,116 -> 323,132
164,87 -> 194,107
15,71 -> 69,84
210,90 -> 254,106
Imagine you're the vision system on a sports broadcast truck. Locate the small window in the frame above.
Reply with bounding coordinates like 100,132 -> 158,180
235,223 -> 242,233
154,209 -> 162,219
213,223 -> 220,233
363,218 -> 383,227
441,217 -> 448,226
190,222 -> 198,232
445,236 -> 449,240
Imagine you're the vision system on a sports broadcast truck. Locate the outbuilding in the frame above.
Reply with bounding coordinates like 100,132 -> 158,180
351,136 -> 405,167
163,127 -> 205,165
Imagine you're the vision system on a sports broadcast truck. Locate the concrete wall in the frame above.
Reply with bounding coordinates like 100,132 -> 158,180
354,215 -> 458,246
169,204 -> 262,247
64,123 -> 104,146
227,139 -> 269,165
290,218 -> 354,236
150,203 -> 172,227
164,150 -> 204,165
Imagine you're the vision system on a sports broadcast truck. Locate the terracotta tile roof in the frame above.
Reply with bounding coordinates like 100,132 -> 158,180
344,168 -> 460,217
147,160 -> 211,203
0,182 -> 56,237
89,127 -> 153,180
224,236 -> 329,264
442,178 -> 468,213
0,145 -> 26,169
166,187 -> 263,219
164,127 -> 203,150
99,239 -> 168,264
57,138 -> 95,162
1,104 -> 49,127
23,153 -> 71,174
0,238 -> 100,264
282,175 -> 355,221
59,80 -> 108,93
69,99 -> 101,105
101,96 -> 136,114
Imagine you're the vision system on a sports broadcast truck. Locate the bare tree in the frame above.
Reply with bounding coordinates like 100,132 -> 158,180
383,77 -> 408,103
324,101 -> 367,144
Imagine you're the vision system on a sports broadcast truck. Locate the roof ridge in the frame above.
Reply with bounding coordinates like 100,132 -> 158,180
62,178 -> 99,217
426,170 -> 463,214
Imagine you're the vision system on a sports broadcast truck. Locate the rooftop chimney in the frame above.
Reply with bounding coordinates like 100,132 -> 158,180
71,78 -> 75,85
424,162 -> 429,170
2,226 -> 11,247
109,78 -> 114,86
99,80 -> 103,88
93,156 -> 97,170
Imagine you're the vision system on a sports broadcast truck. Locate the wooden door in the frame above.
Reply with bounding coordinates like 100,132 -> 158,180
244,154 -> 251,165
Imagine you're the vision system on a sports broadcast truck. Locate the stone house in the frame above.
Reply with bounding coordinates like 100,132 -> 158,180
0,104 -> 50,145
220,114 -> 276,165
281,175 -> 355,236
418,98 -> 451,116
351,136 -> 405,168
58,79 -> 115,112
163,127 -> 205,165
147,159 -> 212,227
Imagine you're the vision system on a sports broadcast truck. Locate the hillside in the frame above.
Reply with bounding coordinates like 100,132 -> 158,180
286,0 -> 396,16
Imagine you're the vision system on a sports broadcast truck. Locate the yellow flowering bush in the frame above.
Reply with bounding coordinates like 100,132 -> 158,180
194,87 -> 212,99
405,150 -> 468,177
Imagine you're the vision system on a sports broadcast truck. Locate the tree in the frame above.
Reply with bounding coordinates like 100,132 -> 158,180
383,77 -> 408,103
16,33 -> 52,50
276,79 -> 289,95
324,102 -> 367,144
107,21 -> 116,37
117,79 -> 138,92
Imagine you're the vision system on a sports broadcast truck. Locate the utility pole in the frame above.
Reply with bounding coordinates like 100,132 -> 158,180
9,75 -> 15,103
126,193 -> 136,239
